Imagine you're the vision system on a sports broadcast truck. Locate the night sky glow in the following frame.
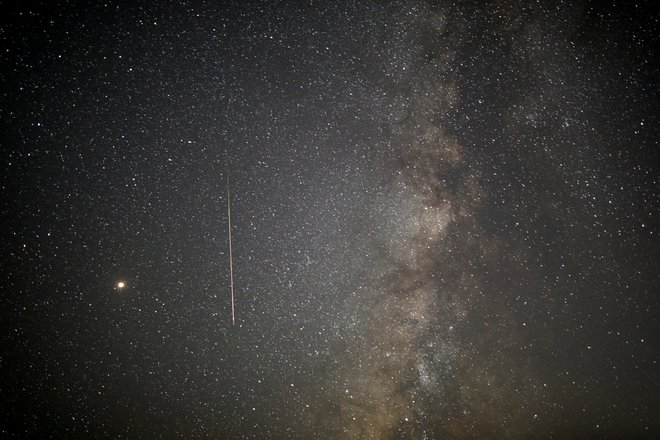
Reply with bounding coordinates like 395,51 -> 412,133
1,1 -> 658,438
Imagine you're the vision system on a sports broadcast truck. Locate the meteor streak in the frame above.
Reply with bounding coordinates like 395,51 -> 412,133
227,167 -> 235,326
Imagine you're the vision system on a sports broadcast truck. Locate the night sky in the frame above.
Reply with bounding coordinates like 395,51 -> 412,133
1,1 -> 658,439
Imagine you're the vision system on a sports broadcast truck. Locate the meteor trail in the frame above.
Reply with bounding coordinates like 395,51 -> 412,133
227,167 -> 235,326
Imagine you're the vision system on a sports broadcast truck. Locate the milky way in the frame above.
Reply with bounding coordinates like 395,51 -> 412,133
302,5 -> 542,437
1,1 -> 658,438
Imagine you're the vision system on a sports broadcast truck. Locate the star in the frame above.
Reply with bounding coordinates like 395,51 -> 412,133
116,281 -> 126,290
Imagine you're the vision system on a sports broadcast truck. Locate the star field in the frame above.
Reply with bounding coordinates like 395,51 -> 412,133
1,1 -> 658,438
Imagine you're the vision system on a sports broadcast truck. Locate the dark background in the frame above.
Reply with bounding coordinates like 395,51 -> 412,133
1,1 -> 658,438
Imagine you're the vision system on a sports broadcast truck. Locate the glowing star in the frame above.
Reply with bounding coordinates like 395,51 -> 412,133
116,281 -> 126,289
